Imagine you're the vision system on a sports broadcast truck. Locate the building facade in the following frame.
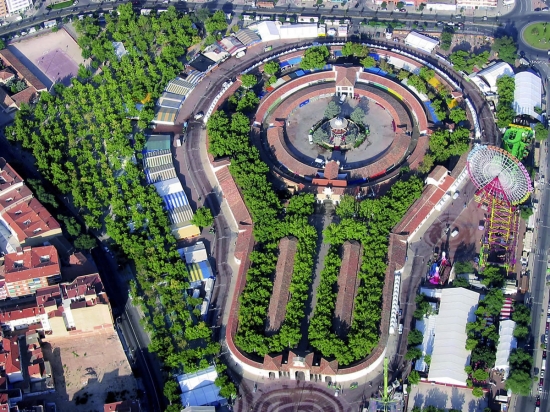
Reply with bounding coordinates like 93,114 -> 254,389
5,0 -> 32,16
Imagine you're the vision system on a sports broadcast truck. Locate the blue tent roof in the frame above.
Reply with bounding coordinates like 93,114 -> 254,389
334,50 -> 343,57
369,53 -> 380,61
286,57 -> 302,65
364,67 -> 387,76
424,101 -> 441,123
279,61 -> 290,68
295,70 -> 306,77
163,191 -> 190,210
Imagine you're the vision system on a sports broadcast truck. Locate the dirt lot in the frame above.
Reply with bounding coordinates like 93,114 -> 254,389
37,332 -> 137,412
9,28 -> 86,88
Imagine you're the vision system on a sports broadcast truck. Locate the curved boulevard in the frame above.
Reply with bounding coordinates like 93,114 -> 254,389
1,1 -> 548,411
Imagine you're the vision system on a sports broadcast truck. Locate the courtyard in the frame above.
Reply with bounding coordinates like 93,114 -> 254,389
285,95 -> 395,166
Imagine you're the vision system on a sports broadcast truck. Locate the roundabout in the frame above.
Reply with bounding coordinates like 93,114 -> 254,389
521,21 -> 550,50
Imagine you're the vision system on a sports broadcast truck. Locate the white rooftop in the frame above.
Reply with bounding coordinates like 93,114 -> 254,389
513,71 -> 542,120
415,314 -> 438,373
153,177 -> 184,197
179,241 -> 208,263
279,23 -> 318,39
177,366 -> 225,407
477,61 -> 514,91
428,288 -> 479,386
256,21 -> 281,42
404,31 -> 439,53
495,319 -> 517,375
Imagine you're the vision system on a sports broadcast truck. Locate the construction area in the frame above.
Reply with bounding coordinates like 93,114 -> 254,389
37,333 -> 138,412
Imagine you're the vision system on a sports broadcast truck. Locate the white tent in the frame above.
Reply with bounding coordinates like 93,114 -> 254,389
256,21 -> 281,42
179,241 -> 208,263
153,177 -> 184,196
477,62 -> 514,92
415,314 -> 437,373
177,366 -> 225,406
513,71 -> 542,120
428,288 -> 479,386
495,319 -> 517,377
404,32 -> 439,53
279,24 -> 319,39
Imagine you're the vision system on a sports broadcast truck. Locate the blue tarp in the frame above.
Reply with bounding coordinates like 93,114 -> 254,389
295,70 -> 306,77
198,261 -> 213,279
424,101 -> 441,123
334,50 -> 343,57
286,57 -> 302,65
279,61 -> 290,68
364,67 -> 388,76
369,53 -> 380,61
163,191 -> 190,210
288,72 -> 298,79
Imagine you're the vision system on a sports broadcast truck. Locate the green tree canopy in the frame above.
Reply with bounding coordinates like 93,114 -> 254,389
324,101 -> 341,119
263,60 -> 279,76
350,107 -> 366,125
191,206 -> 214,228
409,370 -> 420,385
440,28 -> 454,50
480,265 -> 505,288
240,74 -> 257,89
360,56 -> 377,68
428,127 -> 470,162
204,10 -> 228,33
408,329 -> 424,346
454,260 -> 474,274
496,75 -> 516,102
300,45 -> 329,70
419,67 -> 435,82
407,75 -> 427,94
341,41 -> 369,57
449,107 -> 467,124
472,387 -> 484,398
492,35 -> 518,64
74,234 -> 97,251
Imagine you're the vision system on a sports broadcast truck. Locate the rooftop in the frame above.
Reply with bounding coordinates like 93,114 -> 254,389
0,158 -> 24,196
0,49 -> 47,91
1,197 -> 61,243
2,245 -> 60,283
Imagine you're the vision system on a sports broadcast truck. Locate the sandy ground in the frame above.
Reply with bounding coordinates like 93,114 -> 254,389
8,28 -> 86,88
37,332 -> 137,412
408,382 -> 489,412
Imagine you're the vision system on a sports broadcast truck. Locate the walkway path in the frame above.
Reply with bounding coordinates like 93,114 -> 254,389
298,202 -> 336,351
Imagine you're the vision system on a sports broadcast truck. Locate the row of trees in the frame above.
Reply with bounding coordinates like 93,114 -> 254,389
449,50 -> 490,74
206,99 -> 319,355
8,6 -> 235,409
495,75 -> 516,129
308,178 -> 424,365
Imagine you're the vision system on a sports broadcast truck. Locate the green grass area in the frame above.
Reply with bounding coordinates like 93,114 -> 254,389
522,22 -> 550,50
502,127 -> 532,159
49,0 -> 73,10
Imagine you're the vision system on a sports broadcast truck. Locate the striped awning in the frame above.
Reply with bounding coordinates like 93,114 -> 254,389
163,191 -> 190,211
186,70 -> 207,85
187,261 -> 213,283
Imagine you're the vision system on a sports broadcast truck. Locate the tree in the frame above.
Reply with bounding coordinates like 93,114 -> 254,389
204,10 -> 228,34
496,103 -> 515,128
341,41 -> 369,58
397,1 -> 405,7
312,127 -> 328,144
350,107 -> 365,125
336,195 -> 358,219
506,369 -> 532,395
191,206 -> 214,228
77,64 -> 92,80
324,101 -> 341,119
407,75 -> 427,94
440,28 -> 454,51
520,206 -> 533,220
408,370 -> 420,385
473,369 -> 489,382
453,276 -> 470,288
512,303 -> 531,326
449,108 -> 467,124
408,329 -> 424,346
263,61 -> 279,76
57,214 -> 82,237
300,45 -> 329,70
26,179 -> 58,208
449,50 -> 471,72
454,260 -> 474,274
405,347 -> 422,360
240,74 -> 257,89
496,75 -> 516,102
472,387 -> 484,398
424,354 -> 431,365
418,153 -> 435,174
0,39 -> 4,50
419,67 -> 435,82
465,338 -> 478,351
381,1 -> 388,8
481,265 -> 505,288
492,35 -> 518,64
74,234 -> 97,251
534,122 -> 548,141
428,127 -> 470,162
513,325 -> 529,339
398,70 -> 410,81
195,7 -> 211,22
360,56 -> 376,69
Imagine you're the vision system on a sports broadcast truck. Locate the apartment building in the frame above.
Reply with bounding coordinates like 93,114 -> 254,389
456,0 -> 497,7
0,245 -> 61,298
4,0 -> 33,17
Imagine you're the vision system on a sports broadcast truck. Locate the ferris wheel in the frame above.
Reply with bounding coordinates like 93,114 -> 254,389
466,145 -> 533,206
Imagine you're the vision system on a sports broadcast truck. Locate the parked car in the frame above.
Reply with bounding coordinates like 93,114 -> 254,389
451,228 -> 459,237
194,111 -> 204,120
543,350 -> 547,359
399,8 -> 406,12
537,395 -> 541,406
453,191 -> 460,199
398,324 -> 403,334
482,16 -> 488,20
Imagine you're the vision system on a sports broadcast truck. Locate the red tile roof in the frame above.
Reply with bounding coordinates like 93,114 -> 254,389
333,241 -> 361,337
2,337 -> 21,375
11,86 -> 37,108
334,66 -> 358,88
28,362 -> 41,378
0,306 -> 45,324
266,236 -> 298,333
35,285 -> 61,308
103,400 -> 141,412
1,197 -> 61,242
0,88 -> 15,111
324,161 -> 340,180
2,245 -> 60,284
428,165 -> 449,183
0,49 -> 47,91
0,184 -> 32,213
0,158 -> 24,195
61,273 -> 106,303
215,166 -> 252,228
0,68 -> 14,82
